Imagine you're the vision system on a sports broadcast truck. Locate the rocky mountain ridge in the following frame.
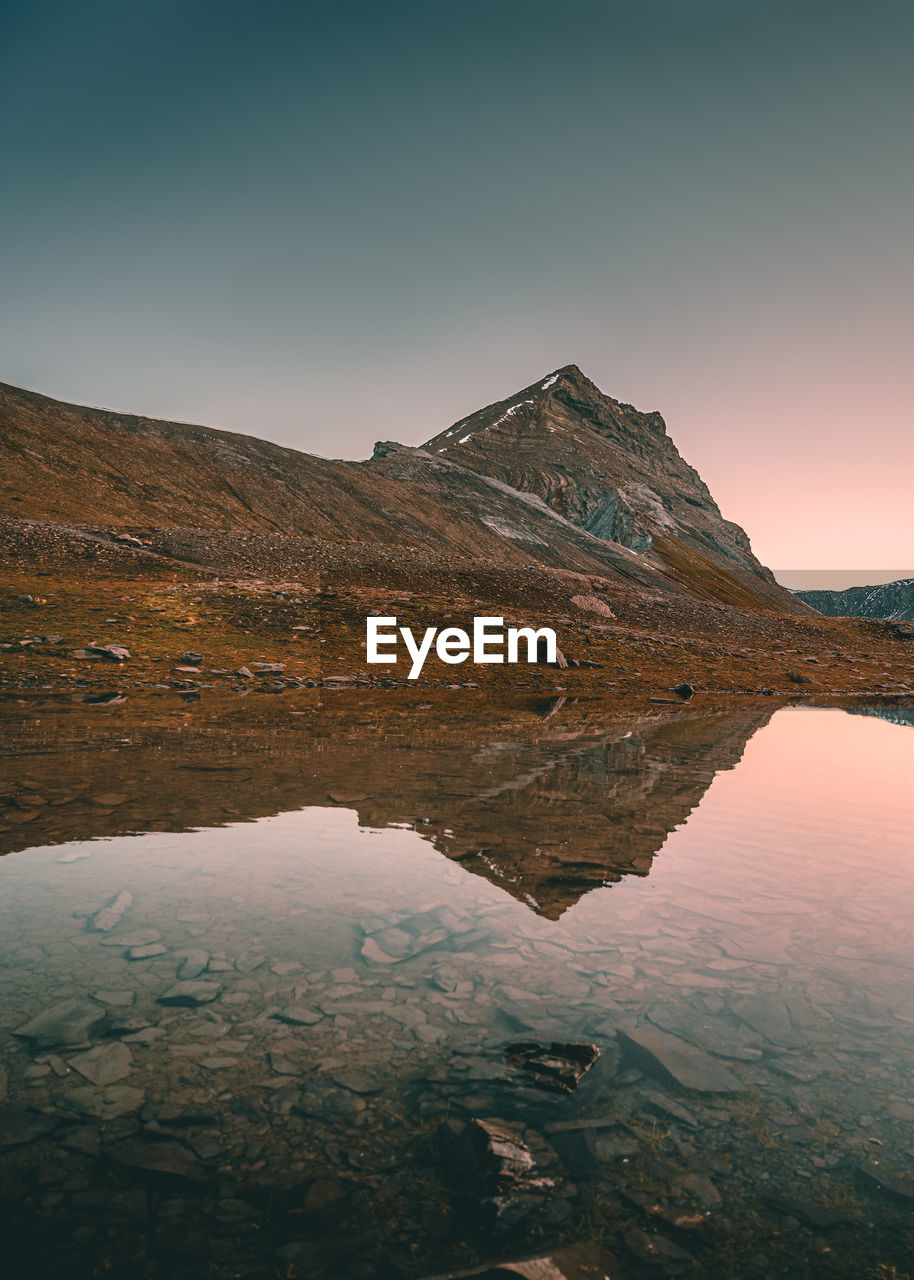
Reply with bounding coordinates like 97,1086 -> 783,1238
423,364 -> 770,581
797,578 -> 914,623
0,371 -> 806,615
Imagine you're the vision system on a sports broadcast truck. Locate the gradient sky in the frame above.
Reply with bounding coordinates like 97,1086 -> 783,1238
1,0 -> 911,569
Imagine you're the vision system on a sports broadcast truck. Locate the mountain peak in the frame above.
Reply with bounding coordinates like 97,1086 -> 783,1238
421,366 -> 788,605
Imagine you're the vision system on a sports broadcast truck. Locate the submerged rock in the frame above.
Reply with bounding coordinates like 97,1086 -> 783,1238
128,942 -> 167,959
858,1159 -> 914,1200
0,1105 -> 59,1148
624,1227 -> 693,1274
177,949 -> 210,979
440,1116 -> 574,1232
420,1241 -> 617,1278
503,1041 -> 600,1094
90,890 -> 133,932
67,1042 -> 133,1086
271,1004 -> 323,1026
158,981 -> 222,1007
617,1026 -> 743,1093
62,1084 -> 146,1120
13,998 -> 107,1049
108,1137 -> 208,1181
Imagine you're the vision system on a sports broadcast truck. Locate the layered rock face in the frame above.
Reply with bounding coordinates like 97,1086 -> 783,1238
423,365 -> 796,610
798,578 -> 914,623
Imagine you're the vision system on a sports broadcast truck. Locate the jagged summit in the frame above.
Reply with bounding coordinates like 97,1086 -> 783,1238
422,364 -> 778,602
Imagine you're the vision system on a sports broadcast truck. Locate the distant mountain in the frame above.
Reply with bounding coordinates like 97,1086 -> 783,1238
798,578 -> 914,623
0,368 -> 807,614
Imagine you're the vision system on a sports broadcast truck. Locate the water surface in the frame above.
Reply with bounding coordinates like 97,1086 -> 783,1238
1,698 -> 913,1278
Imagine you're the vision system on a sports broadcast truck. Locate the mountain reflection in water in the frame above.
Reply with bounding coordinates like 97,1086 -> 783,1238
1,696 -> 914,1280
0,695 -> 772,918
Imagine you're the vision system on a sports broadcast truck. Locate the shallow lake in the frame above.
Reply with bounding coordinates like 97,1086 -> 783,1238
1,699 -> 913,1278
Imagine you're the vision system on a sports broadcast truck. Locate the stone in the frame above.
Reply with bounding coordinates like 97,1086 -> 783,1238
62,1084 -> 145,1120
99,930 -> 161,948
331,1069 -> 382,1095
0,1105 -> 58,1148
128,942 -> 167,959
504,1041 -> 600,1094
92,988 -> 135,1006
268,1051 -> 303,1076
419,1242 -> 618,1279
763,1193 -> 845,1227
179,652 -> 203,665
728,995 -> 800,1048
177,949 -> 209,980
788,668 -> 813,684
67,1042 -> 133,1086
642,1091 -> 699,1128
361,937 -> 399,965
670,682 -> 695,699
622,1188 -> 705,1232
13,998 -> 106,1049
122,1027 -> 165,1044
442,1116 -> 573,1231
108,1138 -> 208,1181
235,666 -> 253,678
617,1026 -> 743,1092
858,1159 -> 914,1200
158,981 -> 222,1007
272,1005 -> 323,1026
624,1227 -> 693,1273
677,1172 -> 722,1209
251,662 -> 285,673
90,890 -> 133,932
79,642 -> 130,661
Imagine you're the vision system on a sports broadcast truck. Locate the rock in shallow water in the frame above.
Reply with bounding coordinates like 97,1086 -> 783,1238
158,981 -> 222,1007
440,1116 -> 574,1232
420,1241 -> 617,1278
67,1041 -> 133,1086
13,998 -> 107,1049
62,1084 -> 146,1120
107,1137 -> 208,1181
90,890 -> 133,932
271,1004 -> 323,1026
503,1041 -> 600,1094
0,1105 -> 58,1148
617,1026 -> 743,1093
177,949 -> 209,979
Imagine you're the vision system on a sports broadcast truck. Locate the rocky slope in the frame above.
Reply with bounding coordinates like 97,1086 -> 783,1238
797,578 -> 914,623
0,374 -> 807,614
423,365 -> 795,609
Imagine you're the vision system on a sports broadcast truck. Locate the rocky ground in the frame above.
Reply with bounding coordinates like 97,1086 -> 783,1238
2,516 -> 912,703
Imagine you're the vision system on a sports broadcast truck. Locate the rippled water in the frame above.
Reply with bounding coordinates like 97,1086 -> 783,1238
1,700 -> 913,1279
